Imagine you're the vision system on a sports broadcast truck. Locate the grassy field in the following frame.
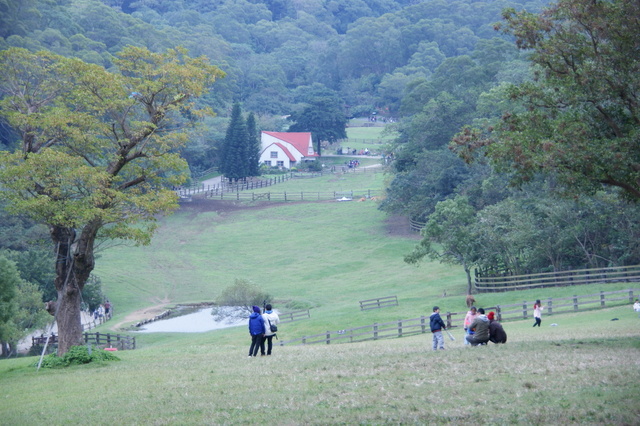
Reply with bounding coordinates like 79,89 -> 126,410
1,305 -> 638,424
2,167 -> 640,424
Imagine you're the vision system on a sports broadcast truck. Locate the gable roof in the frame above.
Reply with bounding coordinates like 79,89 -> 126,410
270,142 -> 296,162
262,131 -> 315,157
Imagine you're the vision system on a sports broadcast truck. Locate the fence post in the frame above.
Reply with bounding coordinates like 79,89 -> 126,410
398,320 -> 403,337
107,333 -> 112,348
547,299 -> 552,315
573,295 -> 578,311
630,290 -> 635,303
446,312 -> 452,329
523,301 -> 528,319
496,306 -> 502,321
373,323 -> 378,340
600,291 -> 605,307
326,331 -> 331,345
420,316 -> 426,333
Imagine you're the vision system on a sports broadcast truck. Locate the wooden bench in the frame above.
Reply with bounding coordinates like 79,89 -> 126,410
359,296 -> 398,311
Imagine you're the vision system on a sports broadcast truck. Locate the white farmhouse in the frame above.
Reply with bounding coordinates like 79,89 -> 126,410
259,131 -> 317,169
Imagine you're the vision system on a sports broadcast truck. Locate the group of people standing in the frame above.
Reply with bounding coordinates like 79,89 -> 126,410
248,304 -> 280,357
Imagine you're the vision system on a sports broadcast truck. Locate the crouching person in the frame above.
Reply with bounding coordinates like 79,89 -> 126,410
488,311 -> 507,344
466,308 -> 490,346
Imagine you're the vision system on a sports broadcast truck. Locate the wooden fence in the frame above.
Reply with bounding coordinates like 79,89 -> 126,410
32,332 -> 136,350
176,165 -> 384,199
409,218 -> 425,233
278,288 -> 639,346
279,309 -> 311,323
475,265 -> 640,292
204,189 -> 382,202
359,296 -> 398,311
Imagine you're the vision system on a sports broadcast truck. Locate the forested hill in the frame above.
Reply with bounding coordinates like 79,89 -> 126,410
0,0 -> 547,117
3,0 -> 638,280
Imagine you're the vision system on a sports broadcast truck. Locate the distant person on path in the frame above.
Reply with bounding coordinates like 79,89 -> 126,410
261,304 -> 280,356
488,311 -> 507,344
463,306 -> 478,345
533,300 -> 543,327
466,308 -> 490,346
104,300 -> 111,318
429,306 -> 447,350
633,299 -> 640,317
248,306 -> 265,357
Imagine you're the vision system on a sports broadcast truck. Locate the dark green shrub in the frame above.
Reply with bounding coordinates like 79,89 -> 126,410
35,345 -> 120,369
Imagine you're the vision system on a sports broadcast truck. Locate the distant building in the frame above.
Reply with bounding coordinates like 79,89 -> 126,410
259,131 -> 317,169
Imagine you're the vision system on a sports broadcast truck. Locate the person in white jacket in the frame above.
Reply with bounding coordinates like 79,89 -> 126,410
261,304 -> 280,356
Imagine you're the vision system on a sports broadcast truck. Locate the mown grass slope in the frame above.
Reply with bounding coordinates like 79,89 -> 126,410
3,166 -> 639,424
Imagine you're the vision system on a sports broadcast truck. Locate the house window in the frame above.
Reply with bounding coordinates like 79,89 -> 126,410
270,151 -> 278,158
264,161 -> 271,166
277,161 -> 284,167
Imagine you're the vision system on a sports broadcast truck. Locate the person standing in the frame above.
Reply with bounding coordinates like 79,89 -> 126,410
633,299 -> 640,318
463,306 -> 478,345
248,306 -> 265,357
466,308 -> 490,346
488,311 -> 507,344
533,300 -> 543,327
429,306 -> 447,350
261,304 -> 280,356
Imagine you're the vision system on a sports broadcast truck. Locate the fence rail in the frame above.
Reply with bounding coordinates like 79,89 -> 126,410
176,165 -> 384,199
475,265 -> 640,292
279,309 -> 311,323
359,296 -> 398,311
31,332 -> 136,350
279,288 -> 639,346
204,189 -> 382,202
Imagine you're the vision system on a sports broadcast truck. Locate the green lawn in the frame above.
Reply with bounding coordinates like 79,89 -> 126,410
3,168 -> 639,424
1,305 -> 638,424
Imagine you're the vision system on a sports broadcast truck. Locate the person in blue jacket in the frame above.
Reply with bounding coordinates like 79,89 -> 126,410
248,305 -> 266,357
430,306 -> 447,350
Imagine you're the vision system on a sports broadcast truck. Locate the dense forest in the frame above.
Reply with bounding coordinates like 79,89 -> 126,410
0,0 -> 639,353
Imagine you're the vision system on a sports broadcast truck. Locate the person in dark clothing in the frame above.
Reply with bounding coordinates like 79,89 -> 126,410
488,311 -> 507,344
466,308 -> 490,346
248,306 -> 265,357
429,306 -> 447,350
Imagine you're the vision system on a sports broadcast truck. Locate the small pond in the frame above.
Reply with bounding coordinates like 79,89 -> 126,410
135,306 -> 248,333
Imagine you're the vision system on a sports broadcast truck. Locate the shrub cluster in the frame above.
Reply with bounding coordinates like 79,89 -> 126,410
35,345 -> 120,369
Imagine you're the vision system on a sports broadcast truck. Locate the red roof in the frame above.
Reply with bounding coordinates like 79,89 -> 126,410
273,143 -> 296,161
263,131 -> 316,157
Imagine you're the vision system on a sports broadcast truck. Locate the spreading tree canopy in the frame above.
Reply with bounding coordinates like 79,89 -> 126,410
451,0 -> 640,201
0,46 -> 224,355
288,84 -> 347,156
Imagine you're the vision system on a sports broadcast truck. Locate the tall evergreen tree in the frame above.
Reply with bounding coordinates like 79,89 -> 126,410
220,103 -> 250,182
246,112 -> 261,177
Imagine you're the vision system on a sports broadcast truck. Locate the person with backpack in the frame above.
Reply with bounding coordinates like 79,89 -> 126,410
261,304 -> 280,356
248,306 -> 265,357
429,306 -> 447,350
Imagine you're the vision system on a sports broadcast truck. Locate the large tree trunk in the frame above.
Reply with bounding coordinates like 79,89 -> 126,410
464,266 -> 474,295
50,220 -> 99,355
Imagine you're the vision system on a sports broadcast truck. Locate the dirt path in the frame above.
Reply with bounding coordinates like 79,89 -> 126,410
111,299 -> 171,330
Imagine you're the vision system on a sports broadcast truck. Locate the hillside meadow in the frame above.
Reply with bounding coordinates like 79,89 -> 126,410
1,305 -> 638,424
2,166 -> 639,424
